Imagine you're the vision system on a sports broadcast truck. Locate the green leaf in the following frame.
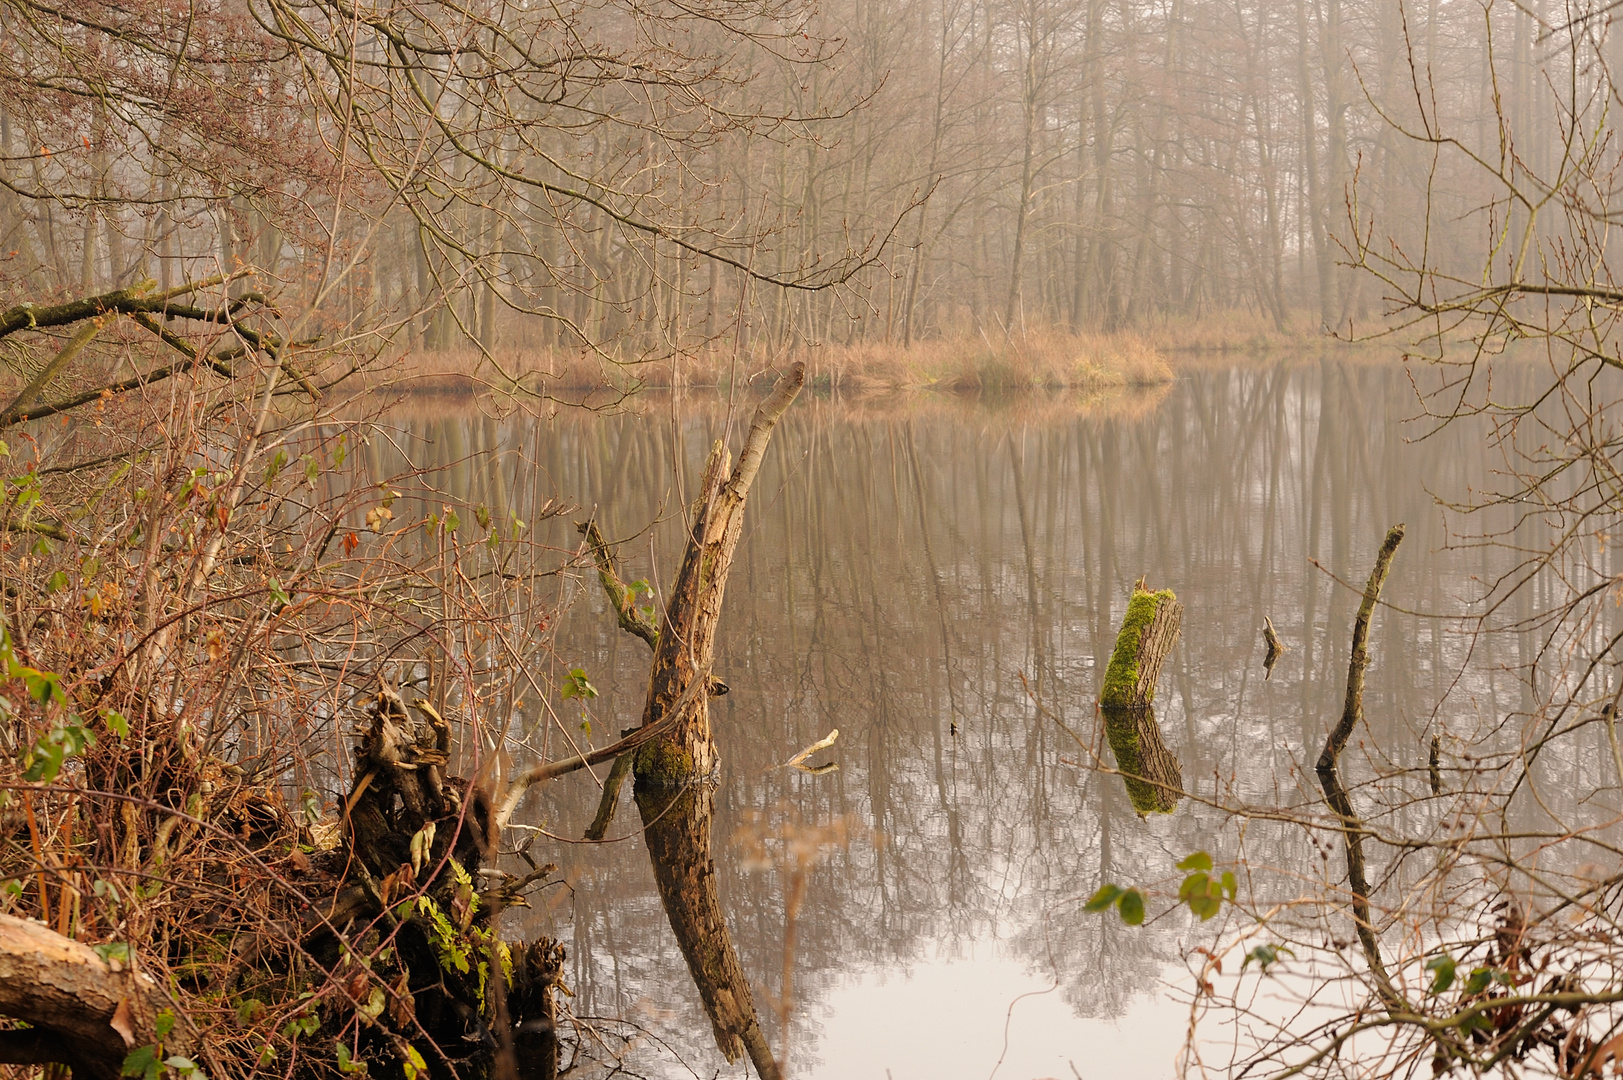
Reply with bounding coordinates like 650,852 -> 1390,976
1084,883 -> 1124,913
45,570 -> 69,594
1463,967 -> 1494,995
268,578 -> 290,606
93,941 -> 134,965
403,1045 -> 426,1080
1241,943 -> 1294,972
1117,888 -> 1145,925
22,739 -> 65,783
18,666 -> 63,706
122,1046 -> 158,1079
1187,892 -> 1222,920
560,668 -> 597,701
336,1043 -> 367,1074
444,509 -> 460,533
1176,851 -> 1213,872
105,709 -> 129,738
1221,871 -> 1237,899
263,449 -> 288,484
155,1009 -> 175,1040
1425,953 -> 1457,995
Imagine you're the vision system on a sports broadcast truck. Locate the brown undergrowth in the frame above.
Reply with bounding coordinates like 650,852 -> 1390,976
0,277 -> 612,1080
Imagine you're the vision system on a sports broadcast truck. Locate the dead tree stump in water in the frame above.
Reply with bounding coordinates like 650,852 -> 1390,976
626,366 -> 803,1080
1101,585 -> 1185,813
1102,585 -> 1182,709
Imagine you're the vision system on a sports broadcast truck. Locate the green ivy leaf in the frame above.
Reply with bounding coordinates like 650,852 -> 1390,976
1117,888 -> 1145,925
1425,953 -> 1457,995
1176,851 -> 1213,872
1084,883 -> 1124,913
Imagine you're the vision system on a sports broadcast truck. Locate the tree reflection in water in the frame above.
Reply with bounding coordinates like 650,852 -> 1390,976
367,361 -> 1552,1076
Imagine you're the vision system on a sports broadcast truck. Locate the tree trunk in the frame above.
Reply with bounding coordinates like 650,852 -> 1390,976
628,363 -> 804,1080
1100,584 -> 1184,814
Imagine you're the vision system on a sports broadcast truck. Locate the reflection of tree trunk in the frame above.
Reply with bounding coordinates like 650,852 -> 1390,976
634,780 -> 778,1073
627,365 -> 804,1080
1101,706 -> 1182,813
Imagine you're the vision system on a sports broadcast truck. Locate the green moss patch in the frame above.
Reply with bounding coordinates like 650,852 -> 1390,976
634,740 -> 696,788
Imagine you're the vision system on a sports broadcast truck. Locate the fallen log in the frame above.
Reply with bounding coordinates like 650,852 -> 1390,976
0,911 -> 192,1080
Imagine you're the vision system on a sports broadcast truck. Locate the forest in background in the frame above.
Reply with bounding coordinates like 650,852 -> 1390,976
0,0 -> 1598,366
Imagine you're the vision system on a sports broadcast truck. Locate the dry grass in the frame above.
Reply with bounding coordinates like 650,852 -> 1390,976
379,329 -> 1175,398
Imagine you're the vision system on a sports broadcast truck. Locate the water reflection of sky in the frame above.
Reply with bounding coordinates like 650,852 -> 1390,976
372,360 -> 1572,1078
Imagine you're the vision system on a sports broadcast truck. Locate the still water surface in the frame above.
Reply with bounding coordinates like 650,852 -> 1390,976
374,359 -> 1580,1079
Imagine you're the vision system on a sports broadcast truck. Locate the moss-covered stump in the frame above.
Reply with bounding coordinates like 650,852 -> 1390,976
1102,705 -> 1184,814
1101,585 -> 1182,709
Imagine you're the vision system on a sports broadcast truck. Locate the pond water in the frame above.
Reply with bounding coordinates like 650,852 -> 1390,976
366,359 -> 1608,1079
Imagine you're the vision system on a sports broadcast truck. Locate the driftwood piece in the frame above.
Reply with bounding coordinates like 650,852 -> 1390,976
0,911 -> 191,1080
1101,585 -> 1182,709
1315,523 -> 1405,1013
1101,706 -> 1183,814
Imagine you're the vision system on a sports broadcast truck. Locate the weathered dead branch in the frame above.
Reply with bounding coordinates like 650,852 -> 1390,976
1315,522 -> 1406,1012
